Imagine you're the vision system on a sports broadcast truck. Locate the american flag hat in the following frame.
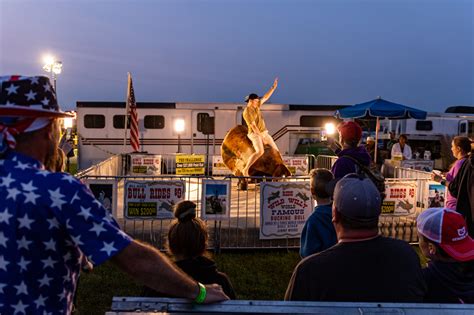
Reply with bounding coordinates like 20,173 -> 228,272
0,75 -> 72,118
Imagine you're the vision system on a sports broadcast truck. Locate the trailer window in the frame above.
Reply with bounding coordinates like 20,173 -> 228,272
84,115 -> 105,129
197,113 -> 209,132
197,112 -> 214,134
113,115 -> 130,129
416,120 -> 433,131
144,115 -> 165,129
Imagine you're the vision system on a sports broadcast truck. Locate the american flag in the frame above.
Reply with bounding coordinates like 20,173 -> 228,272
127,74 -> 140,152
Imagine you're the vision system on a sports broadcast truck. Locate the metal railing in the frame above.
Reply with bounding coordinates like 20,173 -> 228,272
106,297 -> 474,314
315,154 -> 337,170
394,166 -> 432,180
76,156 -> 437,250
79,173 -> 306,250
79,172 -> 423,249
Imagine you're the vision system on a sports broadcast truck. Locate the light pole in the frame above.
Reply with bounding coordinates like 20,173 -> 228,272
174,118 -> 185,153
42,55 -> 62,92
61,112 -> 76,173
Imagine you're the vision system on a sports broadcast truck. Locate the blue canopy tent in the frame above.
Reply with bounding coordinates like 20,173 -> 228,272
335,97 -> 427,163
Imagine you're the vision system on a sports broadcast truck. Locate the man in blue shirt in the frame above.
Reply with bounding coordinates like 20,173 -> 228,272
0,75 -> 228,314
300,168 -> 337,258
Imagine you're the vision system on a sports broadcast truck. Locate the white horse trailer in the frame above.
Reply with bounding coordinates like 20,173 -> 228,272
392,113 -> 474,138
76,101 -> 346,170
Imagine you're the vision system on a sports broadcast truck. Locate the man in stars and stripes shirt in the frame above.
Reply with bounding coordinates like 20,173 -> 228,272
0,75 -> 228,315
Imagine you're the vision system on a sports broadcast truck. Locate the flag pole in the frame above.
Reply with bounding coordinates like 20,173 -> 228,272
123,72 -> 131,148
375,116 -> 380,164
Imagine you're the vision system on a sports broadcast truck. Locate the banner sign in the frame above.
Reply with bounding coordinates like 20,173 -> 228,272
427,182 -> 446,208
282,156 -> 309,176
84,179 -> 117,216
260,181 -> 313,240
381,180 -> 417,216
212,155 -> 232,175
124,180 -> 185,219
201,179 -> 231,220
176,154 -> 205,175
129,154 -> 162,175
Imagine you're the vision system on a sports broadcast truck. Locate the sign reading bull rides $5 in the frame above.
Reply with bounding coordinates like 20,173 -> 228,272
381,180 -> 417,216
260,182 -> 313,240
124,180 -> 185,219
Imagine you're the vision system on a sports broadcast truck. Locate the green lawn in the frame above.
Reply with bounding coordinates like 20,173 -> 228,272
75,247 -> 425,315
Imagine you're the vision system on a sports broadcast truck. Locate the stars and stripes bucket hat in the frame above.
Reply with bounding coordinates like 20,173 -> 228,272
0,75 -> 73,152
0,75 -> 72,118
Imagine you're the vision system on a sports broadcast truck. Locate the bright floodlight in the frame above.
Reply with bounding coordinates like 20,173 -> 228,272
63,117 -> 74,129
52,61 -> 63,74
42,55 -> 62,74
174,118 -> 185,133
43,55 -> 55,67
325,123 -> 336,135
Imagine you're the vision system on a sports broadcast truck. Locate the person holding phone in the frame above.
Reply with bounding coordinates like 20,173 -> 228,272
432,136 -> 471,210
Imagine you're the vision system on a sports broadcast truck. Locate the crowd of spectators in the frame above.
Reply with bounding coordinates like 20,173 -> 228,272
0,76 -> 473,313
289,120 -> 474,303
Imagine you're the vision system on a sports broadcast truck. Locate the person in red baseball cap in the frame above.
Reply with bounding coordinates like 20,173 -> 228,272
417,207 -> 474,303
327,121 -> 371,180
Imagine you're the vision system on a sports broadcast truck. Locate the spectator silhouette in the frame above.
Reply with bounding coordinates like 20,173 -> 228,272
145,200 -> 236,299
0,75 -> 228,314
417,208 -> 474,303
300,168 -> 337,258
431,136 -> 471,210
285,174 -> 426,302
327,121 -> 371,180
448,141 -> 474,236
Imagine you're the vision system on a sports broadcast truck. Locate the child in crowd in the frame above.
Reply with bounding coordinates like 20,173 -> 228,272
145,200 -> 236,299
300,168 -> 337,258
417,208 -> 474,303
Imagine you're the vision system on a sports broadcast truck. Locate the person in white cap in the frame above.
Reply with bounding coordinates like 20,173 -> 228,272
285,173 -> 426,302
0,75 -> 228,315
365,136 -> 376,164
417,207 -> 474,303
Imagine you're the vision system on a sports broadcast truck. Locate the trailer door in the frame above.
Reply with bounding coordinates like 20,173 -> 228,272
191,110 -> 215,154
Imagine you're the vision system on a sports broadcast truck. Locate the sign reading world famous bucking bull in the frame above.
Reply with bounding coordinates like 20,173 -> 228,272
260,181 -> 313,240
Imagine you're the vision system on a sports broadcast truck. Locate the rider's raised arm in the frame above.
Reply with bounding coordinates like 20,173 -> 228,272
260,77 -> 278,105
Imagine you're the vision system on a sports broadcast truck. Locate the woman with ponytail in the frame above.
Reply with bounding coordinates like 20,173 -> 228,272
145,201 -> 236,299
432,136 -> 472,210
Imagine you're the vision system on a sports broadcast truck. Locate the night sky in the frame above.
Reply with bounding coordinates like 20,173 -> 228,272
1,0 -> 472,112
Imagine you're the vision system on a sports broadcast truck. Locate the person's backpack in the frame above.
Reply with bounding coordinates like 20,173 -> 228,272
342,155 -> 386,199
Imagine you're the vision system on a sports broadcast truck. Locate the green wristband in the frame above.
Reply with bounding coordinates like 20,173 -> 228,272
194,282 -> 206,304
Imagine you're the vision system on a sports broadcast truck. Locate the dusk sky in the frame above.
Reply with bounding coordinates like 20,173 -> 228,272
1,0 -> 473,113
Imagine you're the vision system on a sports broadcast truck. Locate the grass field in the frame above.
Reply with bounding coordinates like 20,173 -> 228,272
75,248 -> 425,315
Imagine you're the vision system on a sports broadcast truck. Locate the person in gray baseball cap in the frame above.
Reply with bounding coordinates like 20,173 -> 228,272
285,173 -> 426,302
